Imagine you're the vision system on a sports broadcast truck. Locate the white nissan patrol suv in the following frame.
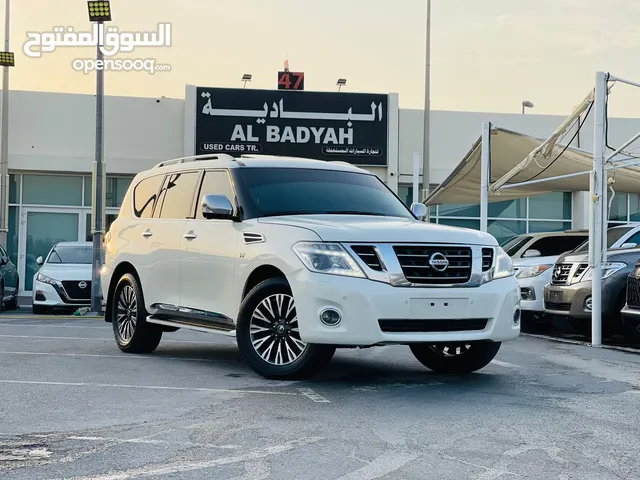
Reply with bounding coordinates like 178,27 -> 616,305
101,154 -> 520,380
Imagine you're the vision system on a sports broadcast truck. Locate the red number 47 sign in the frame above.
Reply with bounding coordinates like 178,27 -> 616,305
277,71 -> 305,91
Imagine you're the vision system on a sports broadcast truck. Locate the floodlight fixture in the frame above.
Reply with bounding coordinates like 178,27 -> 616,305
0,51 -> 14,67
87,1 -> 112,22
337,78 -> 347,91
522,100 -> 534,114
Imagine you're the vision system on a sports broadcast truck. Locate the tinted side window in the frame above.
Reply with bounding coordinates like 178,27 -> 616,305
133,174 -> 164,218
528,236 -> 588,256
196,170 -> 235,219
623,231 -> 640,247
157,171 -> 201,219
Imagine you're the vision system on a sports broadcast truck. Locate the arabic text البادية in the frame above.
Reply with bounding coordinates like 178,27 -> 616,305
201,97 -> 383,123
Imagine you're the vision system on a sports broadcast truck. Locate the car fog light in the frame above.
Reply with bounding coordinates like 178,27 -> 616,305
513,308 -> 521,325
585,296 -> 592,311
320,308 -> 342,326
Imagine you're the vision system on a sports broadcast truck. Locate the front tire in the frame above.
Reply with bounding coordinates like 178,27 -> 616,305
236,277 -> 335,380
110,273 -> 162,354
409,341 -> 501,374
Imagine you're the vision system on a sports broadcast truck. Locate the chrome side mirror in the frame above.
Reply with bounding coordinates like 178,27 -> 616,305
410,202 -> 428,221
522,249 -> 541,258
36,256 -> 44,266
202,194 -> 235,220
620,242 -> 637,249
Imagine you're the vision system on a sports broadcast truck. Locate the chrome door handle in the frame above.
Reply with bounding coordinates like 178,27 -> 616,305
142,230 -> 153,237
183,233 -> 197,240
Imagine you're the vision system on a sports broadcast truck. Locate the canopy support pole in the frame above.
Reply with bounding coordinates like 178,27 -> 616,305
590,71 -> 607,348
480,122 -> 491,232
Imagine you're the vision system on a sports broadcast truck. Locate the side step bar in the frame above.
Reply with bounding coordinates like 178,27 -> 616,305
146,315 -> 237,337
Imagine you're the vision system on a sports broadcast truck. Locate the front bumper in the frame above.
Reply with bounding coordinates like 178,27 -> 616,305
32,279 -> 91,308
288,270 -> 521,346
517,274 -> 550,312
543,282 -> 594,318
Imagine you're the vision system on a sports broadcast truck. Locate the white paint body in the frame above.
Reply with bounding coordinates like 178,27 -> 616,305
101,156 -> 521,346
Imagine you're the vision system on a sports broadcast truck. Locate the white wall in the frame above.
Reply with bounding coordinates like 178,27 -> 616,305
0,89 -> 184,176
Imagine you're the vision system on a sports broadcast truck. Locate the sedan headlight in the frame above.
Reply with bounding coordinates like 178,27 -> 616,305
516,264 -> 553,279
36,273 -> 57,286
293,242 -> 366,278
581,262 -> 626,280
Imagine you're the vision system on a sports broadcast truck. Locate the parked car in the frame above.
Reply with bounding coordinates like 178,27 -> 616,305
32,241 -> 93,314
620,261 -> 640,343
100,154 -> 521,380
0,244 -> 19,311
543,239 -> 640,337
504,231 -> 589,326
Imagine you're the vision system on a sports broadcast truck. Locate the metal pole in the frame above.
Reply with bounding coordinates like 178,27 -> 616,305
90,21 -> 104,314
0,0 -> 10,250
590,71 -> 607,347
412,152 -> 420,204
421,0 -> 431,216
480,122 -> 491,232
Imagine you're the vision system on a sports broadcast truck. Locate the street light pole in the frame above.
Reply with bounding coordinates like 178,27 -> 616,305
422,0 -> 431,217
86,0 -> 111,315
90,24 -> 105,314
0,0 -> 11,250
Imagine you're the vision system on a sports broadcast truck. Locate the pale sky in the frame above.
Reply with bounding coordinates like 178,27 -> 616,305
5,0 -> 640,117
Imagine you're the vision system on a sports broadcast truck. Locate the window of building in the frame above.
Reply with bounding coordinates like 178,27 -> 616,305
133,174 -> 164,218
398,186 -> 574,237
84,176 -> 133,208
156,171 -> 201,219
22,174 -> 83,206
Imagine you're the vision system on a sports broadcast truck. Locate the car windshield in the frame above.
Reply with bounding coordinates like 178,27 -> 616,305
572,227 -> 634,253
501,235 -> 532,257
237,167 -> 415,219
47,245 -> 93,264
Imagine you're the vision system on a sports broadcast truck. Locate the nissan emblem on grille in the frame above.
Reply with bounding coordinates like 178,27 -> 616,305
428,253 -> 449,272
553,266 -> 561,278
78,281 -> 87,289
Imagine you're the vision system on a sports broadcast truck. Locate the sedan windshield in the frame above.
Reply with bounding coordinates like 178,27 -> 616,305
237,167 -> 415,219
47,246 -> 93,264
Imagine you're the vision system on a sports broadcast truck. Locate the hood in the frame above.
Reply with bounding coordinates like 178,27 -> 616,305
557,247 -> 640,264
257,215 -> 498,245
36,263 -> 92,281
513,255 -> 560,268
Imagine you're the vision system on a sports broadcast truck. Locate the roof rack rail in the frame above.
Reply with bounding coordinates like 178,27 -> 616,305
153,153 -> 236,169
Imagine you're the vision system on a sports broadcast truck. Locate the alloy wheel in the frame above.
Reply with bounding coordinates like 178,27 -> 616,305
116,284 -> 137,342
249,293 -> 307,365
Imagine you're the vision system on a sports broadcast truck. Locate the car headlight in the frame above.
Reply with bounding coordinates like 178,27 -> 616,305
581,262 -> 626,280
483,247 -> 514,283
516,264 -> 553,279
292,242 -> 366,278
36,273 -> 57,286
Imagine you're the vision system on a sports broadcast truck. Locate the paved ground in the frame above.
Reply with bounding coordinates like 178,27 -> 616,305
0,316 -> 638,479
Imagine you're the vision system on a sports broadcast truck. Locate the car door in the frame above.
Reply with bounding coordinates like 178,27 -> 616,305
180,169 -> 241,320
132,170 -> 202,310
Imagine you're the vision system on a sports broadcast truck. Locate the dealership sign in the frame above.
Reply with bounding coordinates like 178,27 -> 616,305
194,87 -> 389,166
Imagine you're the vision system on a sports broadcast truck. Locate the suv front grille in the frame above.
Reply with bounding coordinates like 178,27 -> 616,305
393,245 -> 472,285
482,248 -> 494,271
627,275 -> 640,309
350,245 -> 384,271
551,263 -> 573,285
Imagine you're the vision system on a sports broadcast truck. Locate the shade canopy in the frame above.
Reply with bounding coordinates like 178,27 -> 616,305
424,126 -> 640,206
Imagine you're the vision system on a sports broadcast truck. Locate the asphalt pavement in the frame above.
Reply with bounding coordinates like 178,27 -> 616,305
0,314 -> 639,479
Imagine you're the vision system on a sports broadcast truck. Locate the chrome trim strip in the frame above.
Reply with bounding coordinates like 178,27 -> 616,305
242,231 -> 266,244
147,316 -> 236,337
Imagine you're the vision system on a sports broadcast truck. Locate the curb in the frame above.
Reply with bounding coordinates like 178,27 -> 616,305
521,332 -> 640,355
0,314 -> 105,320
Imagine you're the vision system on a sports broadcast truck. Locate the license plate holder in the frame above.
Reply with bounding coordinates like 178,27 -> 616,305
549,290 -> 563,302
409,298 -> 471,320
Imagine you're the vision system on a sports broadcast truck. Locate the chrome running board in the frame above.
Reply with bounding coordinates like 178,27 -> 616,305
146,316 -> 237,337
